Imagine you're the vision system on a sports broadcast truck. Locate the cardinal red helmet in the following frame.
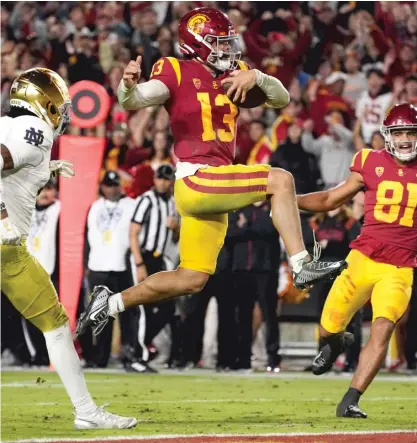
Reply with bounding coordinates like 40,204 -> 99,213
381,103 -> 417,162
178,7 -> 241,72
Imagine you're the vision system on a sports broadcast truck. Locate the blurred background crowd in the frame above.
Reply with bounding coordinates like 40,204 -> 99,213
1,1 -> 417,374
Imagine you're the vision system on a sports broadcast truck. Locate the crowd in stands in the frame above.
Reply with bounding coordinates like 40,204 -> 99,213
1,1 -> 417,373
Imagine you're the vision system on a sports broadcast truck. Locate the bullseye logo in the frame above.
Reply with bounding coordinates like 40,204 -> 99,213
68,81 -> 111,129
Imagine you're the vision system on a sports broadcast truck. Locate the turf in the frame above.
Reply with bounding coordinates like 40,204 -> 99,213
2,371 -> 416,441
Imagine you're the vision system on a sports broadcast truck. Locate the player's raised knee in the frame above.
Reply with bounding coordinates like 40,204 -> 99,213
267,168 -> 295,194
177,268 -> 209,294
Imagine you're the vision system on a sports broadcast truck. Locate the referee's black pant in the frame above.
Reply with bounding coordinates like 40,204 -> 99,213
135,252 -> 175,362
80,270 -> 134,367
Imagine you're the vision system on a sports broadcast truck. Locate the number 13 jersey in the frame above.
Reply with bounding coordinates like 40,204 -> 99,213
150,57 -> 248,167
350,148 -> 417,268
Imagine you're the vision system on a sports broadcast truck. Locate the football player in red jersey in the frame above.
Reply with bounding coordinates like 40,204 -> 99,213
297,103 -> 417,418
75,8 -> 346,341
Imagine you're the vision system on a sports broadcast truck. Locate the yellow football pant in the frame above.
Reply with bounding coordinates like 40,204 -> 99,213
175,164 -> 271,274
1,243 -> 68,332
321,249 -> 413,333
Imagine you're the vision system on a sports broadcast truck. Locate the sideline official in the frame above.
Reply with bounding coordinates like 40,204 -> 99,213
129,164 -> 179,373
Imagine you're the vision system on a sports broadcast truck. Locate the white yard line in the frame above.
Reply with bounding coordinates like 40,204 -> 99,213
2,368 -> 417,383
6,429 -> 417,443
2,396 -> 416,406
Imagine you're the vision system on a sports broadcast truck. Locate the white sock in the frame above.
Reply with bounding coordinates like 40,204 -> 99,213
108,292 -> 125,316
290,250 -> 309,273
43,322 -> 97,418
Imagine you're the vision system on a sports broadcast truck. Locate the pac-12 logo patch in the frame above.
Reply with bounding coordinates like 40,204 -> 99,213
24,127 -> 44,147
188,14 -> 210,35
193,78 -> 201,89
375,167 -> 384,177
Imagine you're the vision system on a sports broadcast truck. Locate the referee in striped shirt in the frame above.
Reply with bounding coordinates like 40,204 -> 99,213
128,164 -> 179,373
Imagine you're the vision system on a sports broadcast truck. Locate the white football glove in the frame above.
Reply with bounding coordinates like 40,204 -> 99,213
0,217 -> 22,245
49,160 -> 75,178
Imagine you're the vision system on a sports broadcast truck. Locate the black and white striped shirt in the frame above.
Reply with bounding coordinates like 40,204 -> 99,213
131,189 -> 176,256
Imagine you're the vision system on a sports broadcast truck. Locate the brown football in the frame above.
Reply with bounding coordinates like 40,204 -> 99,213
223,83 -> 267,108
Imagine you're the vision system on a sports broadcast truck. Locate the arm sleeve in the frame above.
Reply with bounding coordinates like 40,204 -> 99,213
255,70 -> 290,109
2,117 -> 53,168
131,196 -> 151,224
117,79 -> 170,110
118,57 -> 181,110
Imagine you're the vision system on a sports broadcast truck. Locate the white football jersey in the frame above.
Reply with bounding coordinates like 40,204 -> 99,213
1,115 -> 54,238
356,91 -> 392,144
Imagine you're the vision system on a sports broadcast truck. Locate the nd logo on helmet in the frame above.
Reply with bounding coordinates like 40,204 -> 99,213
188,14 -> 210,34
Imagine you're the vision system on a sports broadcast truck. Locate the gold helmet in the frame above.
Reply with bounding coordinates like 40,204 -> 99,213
9,68 -> 71,136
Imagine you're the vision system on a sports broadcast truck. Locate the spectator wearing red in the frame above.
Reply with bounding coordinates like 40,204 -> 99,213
385,41 -> 417,85
129,131 -> 173,198
270,99 -> 304,149
246,121 -> 275,166
308,72 -> 354,136
243,13 -> 312,88
104,125 -> 130,172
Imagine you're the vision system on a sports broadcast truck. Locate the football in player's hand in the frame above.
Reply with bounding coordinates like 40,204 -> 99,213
223,83 -> 267,108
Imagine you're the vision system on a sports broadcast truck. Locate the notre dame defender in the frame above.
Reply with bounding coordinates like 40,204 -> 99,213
0,68 -> 136,429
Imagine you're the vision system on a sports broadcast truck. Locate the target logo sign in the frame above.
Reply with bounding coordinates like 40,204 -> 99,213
68,81 -> 111,128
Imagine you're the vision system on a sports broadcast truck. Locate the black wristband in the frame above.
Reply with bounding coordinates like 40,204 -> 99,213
136,262 -> 145,267
0,202 -> 6,211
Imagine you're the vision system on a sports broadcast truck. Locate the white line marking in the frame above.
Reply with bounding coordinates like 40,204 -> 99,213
1,380 -> 121,388
2,397 -> 416,406
2,367 -> 417,383
6,429 -> 417,443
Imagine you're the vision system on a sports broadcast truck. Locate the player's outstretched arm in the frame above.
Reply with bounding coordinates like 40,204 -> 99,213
117,56 -> 170,110
297,171 -> 364,213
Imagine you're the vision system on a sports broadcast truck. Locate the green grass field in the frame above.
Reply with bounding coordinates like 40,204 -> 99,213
2,370 -> 416,441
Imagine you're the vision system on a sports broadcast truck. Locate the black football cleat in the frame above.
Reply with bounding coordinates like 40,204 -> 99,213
312,332 -> 354,375
336,403 -> 367,418
293,258 -> 347,289
75,286 -> 114,339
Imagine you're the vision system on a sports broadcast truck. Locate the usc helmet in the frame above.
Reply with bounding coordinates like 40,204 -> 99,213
381,103 -> 417,162
178,7 -> 241,72
10,68 -> 71,136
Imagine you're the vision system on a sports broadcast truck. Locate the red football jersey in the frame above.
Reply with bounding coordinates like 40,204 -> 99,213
350,148 -> 417,268
150,57 -> 250,166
